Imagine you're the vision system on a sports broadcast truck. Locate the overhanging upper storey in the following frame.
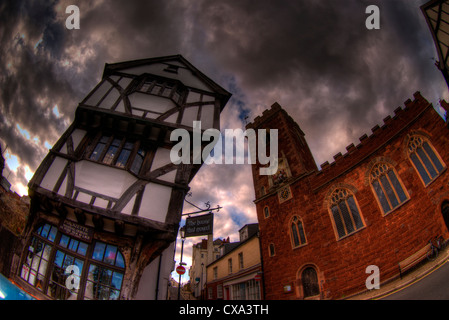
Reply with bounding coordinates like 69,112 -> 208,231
421,0 -> 449,88
79,54 -> 231,132
28,55 -> 231,241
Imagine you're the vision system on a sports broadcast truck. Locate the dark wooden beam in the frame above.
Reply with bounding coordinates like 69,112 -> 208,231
74,208 -> 86,225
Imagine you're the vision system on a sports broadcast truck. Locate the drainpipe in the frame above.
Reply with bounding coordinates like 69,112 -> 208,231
155,253 -> 162,300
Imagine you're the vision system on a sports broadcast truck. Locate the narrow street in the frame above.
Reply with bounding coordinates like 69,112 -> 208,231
381,260 -> 449,300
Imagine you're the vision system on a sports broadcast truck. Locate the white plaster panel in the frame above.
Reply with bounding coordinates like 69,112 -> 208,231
135,242 -> 175,300
74,160 -> 137,200
151,148 -> 172,171
85,81 -> 112,106
121,194 -> 136,215
57,175 -> 67,196
71,129 -> 87,151
157,170 -> 176,183
139,183 -> 172,222
40,157 -> 68,191
128,93 -> 175,114
98,88 -> 120,109
181,106 -> 199,127
186,91 -> 201,103
200,104 -> 215,129
163,112 -> 178,124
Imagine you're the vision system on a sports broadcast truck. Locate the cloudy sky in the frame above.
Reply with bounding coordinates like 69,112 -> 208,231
1,0 -> 448,282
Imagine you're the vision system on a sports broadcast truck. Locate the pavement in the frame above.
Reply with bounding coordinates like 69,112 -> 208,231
346,246 -> 449,300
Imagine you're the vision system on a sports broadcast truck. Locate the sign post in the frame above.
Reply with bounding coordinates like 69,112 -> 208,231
176,265 -> 186,275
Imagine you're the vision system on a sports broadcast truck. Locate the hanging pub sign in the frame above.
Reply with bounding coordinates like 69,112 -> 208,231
184,213 -> 214,237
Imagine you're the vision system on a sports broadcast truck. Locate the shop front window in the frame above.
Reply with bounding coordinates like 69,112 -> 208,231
20,223 -> 125,300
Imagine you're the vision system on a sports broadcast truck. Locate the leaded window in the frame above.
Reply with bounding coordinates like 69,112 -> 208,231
88,135 -> 145,175
370,163 -> 408,215
408,136 -> 445,186
137,77 -> 185,105
290,216 -> 307,248
20,223 -> 125,300
329,188 -> 364,239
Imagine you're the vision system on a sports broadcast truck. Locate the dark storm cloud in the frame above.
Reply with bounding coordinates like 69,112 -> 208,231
0,1 -> 74,169
180,0 -> 444,164
0,0 -> 447,200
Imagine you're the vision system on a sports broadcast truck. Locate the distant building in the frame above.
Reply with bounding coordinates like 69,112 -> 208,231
205,224 -> 263,300
247,92 -> 449,299
189,237 -> 228,298
9,55 -> 231,300
0,145 -> 11,193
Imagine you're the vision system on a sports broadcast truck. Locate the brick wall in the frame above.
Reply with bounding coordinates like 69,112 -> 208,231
249,92 -> 449,299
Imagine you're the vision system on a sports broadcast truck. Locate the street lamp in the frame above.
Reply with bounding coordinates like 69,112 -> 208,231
201,262 -> 204,300
177,226 -> 186,300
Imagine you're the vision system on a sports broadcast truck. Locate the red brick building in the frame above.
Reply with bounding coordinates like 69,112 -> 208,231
246,92 -> 449,300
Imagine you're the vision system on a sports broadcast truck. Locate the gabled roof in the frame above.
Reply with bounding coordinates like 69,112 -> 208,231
102,54 -> 231,110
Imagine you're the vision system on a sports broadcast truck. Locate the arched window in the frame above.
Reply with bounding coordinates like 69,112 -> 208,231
263,206 -> 270,219
370,163 -> 408,215
442,201 -> 449,232
408,135 -> 445,186
290,216 -> 307,248
329,188 -> 364,239
301,267 -> 320,298
268,243 -> 275,257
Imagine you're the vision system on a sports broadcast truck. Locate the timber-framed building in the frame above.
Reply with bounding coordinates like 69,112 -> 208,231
11,55 -> 231,300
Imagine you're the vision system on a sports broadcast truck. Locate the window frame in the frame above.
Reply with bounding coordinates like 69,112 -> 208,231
263,206 -> 270,219
407,135 -> 446,187
369,163 -> 409,216
228,258 -> 233,274
328,188 -> 365,240
290,215 -> 307,248
268,243 -> 275,257
87,133 -> 146,176
20,223 -> 126,300
238,252 -> 244,270
136,76 -> 186,106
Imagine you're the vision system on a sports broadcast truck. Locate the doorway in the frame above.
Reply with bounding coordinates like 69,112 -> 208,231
442,201 -> 449,232
301,267 -> 320,298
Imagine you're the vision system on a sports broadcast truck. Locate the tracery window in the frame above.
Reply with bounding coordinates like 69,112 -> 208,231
20,223 -> 125,300
408,135 -> 445,186
329,188 -> 364,239
290,216 -> 307,248
370,163 -> 408,215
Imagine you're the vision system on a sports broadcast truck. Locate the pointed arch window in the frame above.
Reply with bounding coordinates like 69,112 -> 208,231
290,216 -> 307,248
329,188 -> 364,239
408,136 -> 445,186
370,163 -> 408,215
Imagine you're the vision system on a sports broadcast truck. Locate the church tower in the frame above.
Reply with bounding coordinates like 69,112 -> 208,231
246,102 -> 317,204
15,55 -> 231,300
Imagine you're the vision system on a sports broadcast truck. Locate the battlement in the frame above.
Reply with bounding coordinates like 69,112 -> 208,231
318,91 -> 431,172
246,102 -> 282,129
